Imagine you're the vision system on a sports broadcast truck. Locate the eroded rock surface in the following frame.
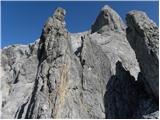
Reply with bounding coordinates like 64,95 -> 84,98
1,5 -> 159,119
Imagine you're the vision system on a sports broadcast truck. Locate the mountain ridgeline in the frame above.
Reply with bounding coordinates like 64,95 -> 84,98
1,5 -> 159,119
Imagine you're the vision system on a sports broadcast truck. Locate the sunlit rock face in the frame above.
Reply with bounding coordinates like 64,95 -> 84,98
91,5 -> 126,34
1,5 -> 159,119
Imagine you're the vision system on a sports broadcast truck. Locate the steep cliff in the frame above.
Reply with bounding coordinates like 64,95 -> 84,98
1,5 -> 159,119
126,10 -> 159,99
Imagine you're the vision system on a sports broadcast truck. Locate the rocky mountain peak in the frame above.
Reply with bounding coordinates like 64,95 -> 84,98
1,5 -> 159,119
53,7 -> 66,22
126,10 -> 158,27
126,10 -> 159,56
91,5 -> 125,33
39,7 -> 68,63
40,7 -> 66,40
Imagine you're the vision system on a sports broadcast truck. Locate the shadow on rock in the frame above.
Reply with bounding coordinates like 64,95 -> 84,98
104,61 -> 158,119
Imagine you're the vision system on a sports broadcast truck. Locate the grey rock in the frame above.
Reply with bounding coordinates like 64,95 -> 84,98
1,43 -> 39,118
1,5 -> 159,119
91,5 -> 126,34
89,31 -> 140,80
126,10 -> 159,99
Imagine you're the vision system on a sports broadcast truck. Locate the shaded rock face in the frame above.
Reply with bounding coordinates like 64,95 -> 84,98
104,62 -> 158,119
126,11 -> 159,99
1,5 -> 159,119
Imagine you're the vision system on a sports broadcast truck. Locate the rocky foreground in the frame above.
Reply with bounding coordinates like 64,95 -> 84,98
1,5 -> 159,119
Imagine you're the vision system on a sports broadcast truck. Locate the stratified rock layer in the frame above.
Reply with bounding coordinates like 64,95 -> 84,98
1,5 -> 159,119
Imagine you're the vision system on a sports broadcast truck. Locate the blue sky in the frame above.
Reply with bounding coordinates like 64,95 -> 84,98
1,1 -> 159,48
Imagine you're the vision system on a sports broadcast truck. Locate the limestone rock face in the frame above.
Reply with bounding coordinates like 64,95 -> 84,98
91,5 -> 125,34
126,10 -> 159,99
1,6 -> 159,119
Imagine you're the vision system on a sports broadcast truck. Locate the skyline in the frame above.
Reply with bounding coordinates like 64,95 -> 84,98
1,1 -> 159,48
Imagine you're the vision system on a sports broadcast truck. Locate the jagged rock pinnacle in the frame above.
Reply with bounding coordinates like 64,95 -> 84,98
91,5 -> 125,33
40,7 -> 66,41
53,7 -> 66,21
101,5 -> 111,11
1,5 -> 159,119
39,7 -> 68,62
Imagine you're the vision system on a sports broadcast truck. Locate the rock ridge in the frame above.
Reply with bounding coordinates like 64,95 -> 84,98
1,5 -> 159,119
